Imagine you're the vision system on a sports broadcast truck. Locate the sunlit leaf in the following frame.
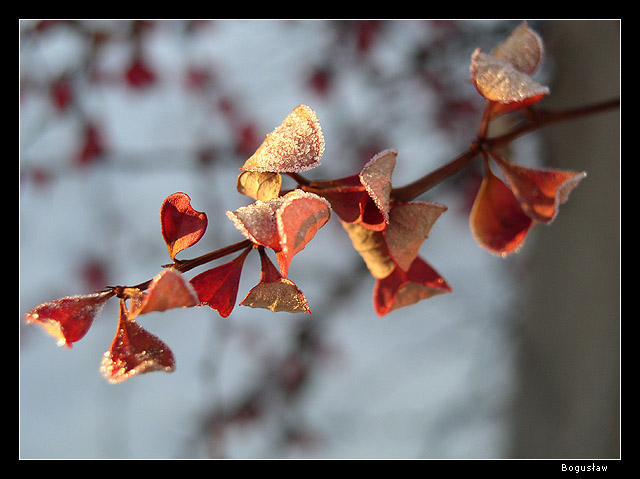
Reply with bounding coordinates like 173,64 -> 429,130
384,202 -> 447,271
491,153 -> 587,224
241,249 -> 311,313
133,270 -> 199,316
190,248 -> 251,318
25,291 -> 114,348
160,192 -> 208,260
237,170 -> 282,201
469,165 -> 535,256
100,300 -> 175,384
241,104 -> 325,173
358,149 -> 397,223
491,21 -> 544,75
275,190 -> 331,277
309,174 -> 366,224
226,197 -> 285,250
470,49 -> 549,110
340,220 -> 395,279
373,257 -> 451,316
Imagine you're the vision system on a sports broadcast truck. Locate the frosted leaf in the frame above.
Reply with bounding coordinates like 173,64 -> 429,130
275,190 -> 331,277
101,301 -> 175,384
226,197 -> 286,250
241,105 -> 325,173
491,153 -> 587,224
470,49 -> 549,105
491,21 -> 544,75
25,291 -> 113,348
133,270 -> 199,316
359,149 -> 397,223
384,202 -> 447,272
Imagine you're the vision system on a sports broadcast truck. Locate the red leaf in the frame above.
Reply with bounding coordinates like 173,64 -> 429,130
101,300 -> 175,384
373,257 -> 451,316
76,124 -> 105,166
190,248 -> 251,318
275,190 -> 331,277
309,174 -> 367,224
226,196 -> 284,250
469,165 -> 535,256
125,57 -> 156,89
133,270 -> 199,316
491,153 -> 587,224
226,190 -> 331,277
160,192 -> 208,260
25,291 -> 114,348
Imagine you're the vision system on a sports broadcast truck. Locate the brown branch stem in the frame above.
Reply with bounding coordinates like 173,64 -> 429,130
117,97 -> 618,295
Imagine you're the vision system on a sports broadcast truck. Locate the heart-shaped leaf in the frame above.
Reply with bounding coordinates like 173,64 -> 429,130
160,192 -> 208,261
384,202 -> 447,272
469,165 -> 535,256
241,105 -> 325,173
373,257 -> 451,316
240,249 -> 310,313
190,248 -> 251,318
491,153 -> 587,224
101,300 -> 175,384
25,291 -> 114,348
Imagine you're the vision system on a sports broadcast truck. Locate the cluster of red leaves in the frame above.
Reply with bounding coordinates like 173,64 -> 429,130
26,105 -> 332,383
468,22 -> 586,256
305,149 -> 451,315
25,22 -> 590,384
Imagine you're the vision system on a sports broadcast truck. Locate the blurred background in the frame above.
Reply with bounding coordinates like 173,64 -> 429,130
19,20 -> 619,459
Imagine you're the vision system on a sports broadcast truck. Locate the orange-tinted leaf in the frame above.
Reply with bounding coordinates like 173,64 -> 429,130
470,49 -> 549,110
491,153 -> 587,224
226,197 -> 285,250
241,104 -> 325,173
240,249 -> 310,313
133,270 -> 199,316
384,202 -> 447,271
491,21 -> 544,75
359,149 -> 397,223
25,291 -> 114,348
237,170 -> 282,201
340,220 -> 395,279
161,192 -> 208,260
373,257 -> 451,316
101,300 -> 175,384
190,248 -> 251,318
469,166 -> 535,256
275,190 -> 331,277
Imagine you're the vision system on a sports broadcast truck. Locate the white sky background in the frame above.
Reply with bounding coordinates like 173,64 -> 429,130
19,20 -> 538,459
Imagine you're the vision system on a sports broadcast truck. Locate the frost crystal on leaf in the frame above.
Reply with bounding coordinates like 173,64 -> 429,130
241,105 -> 325,173
470,49 -> 549,105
